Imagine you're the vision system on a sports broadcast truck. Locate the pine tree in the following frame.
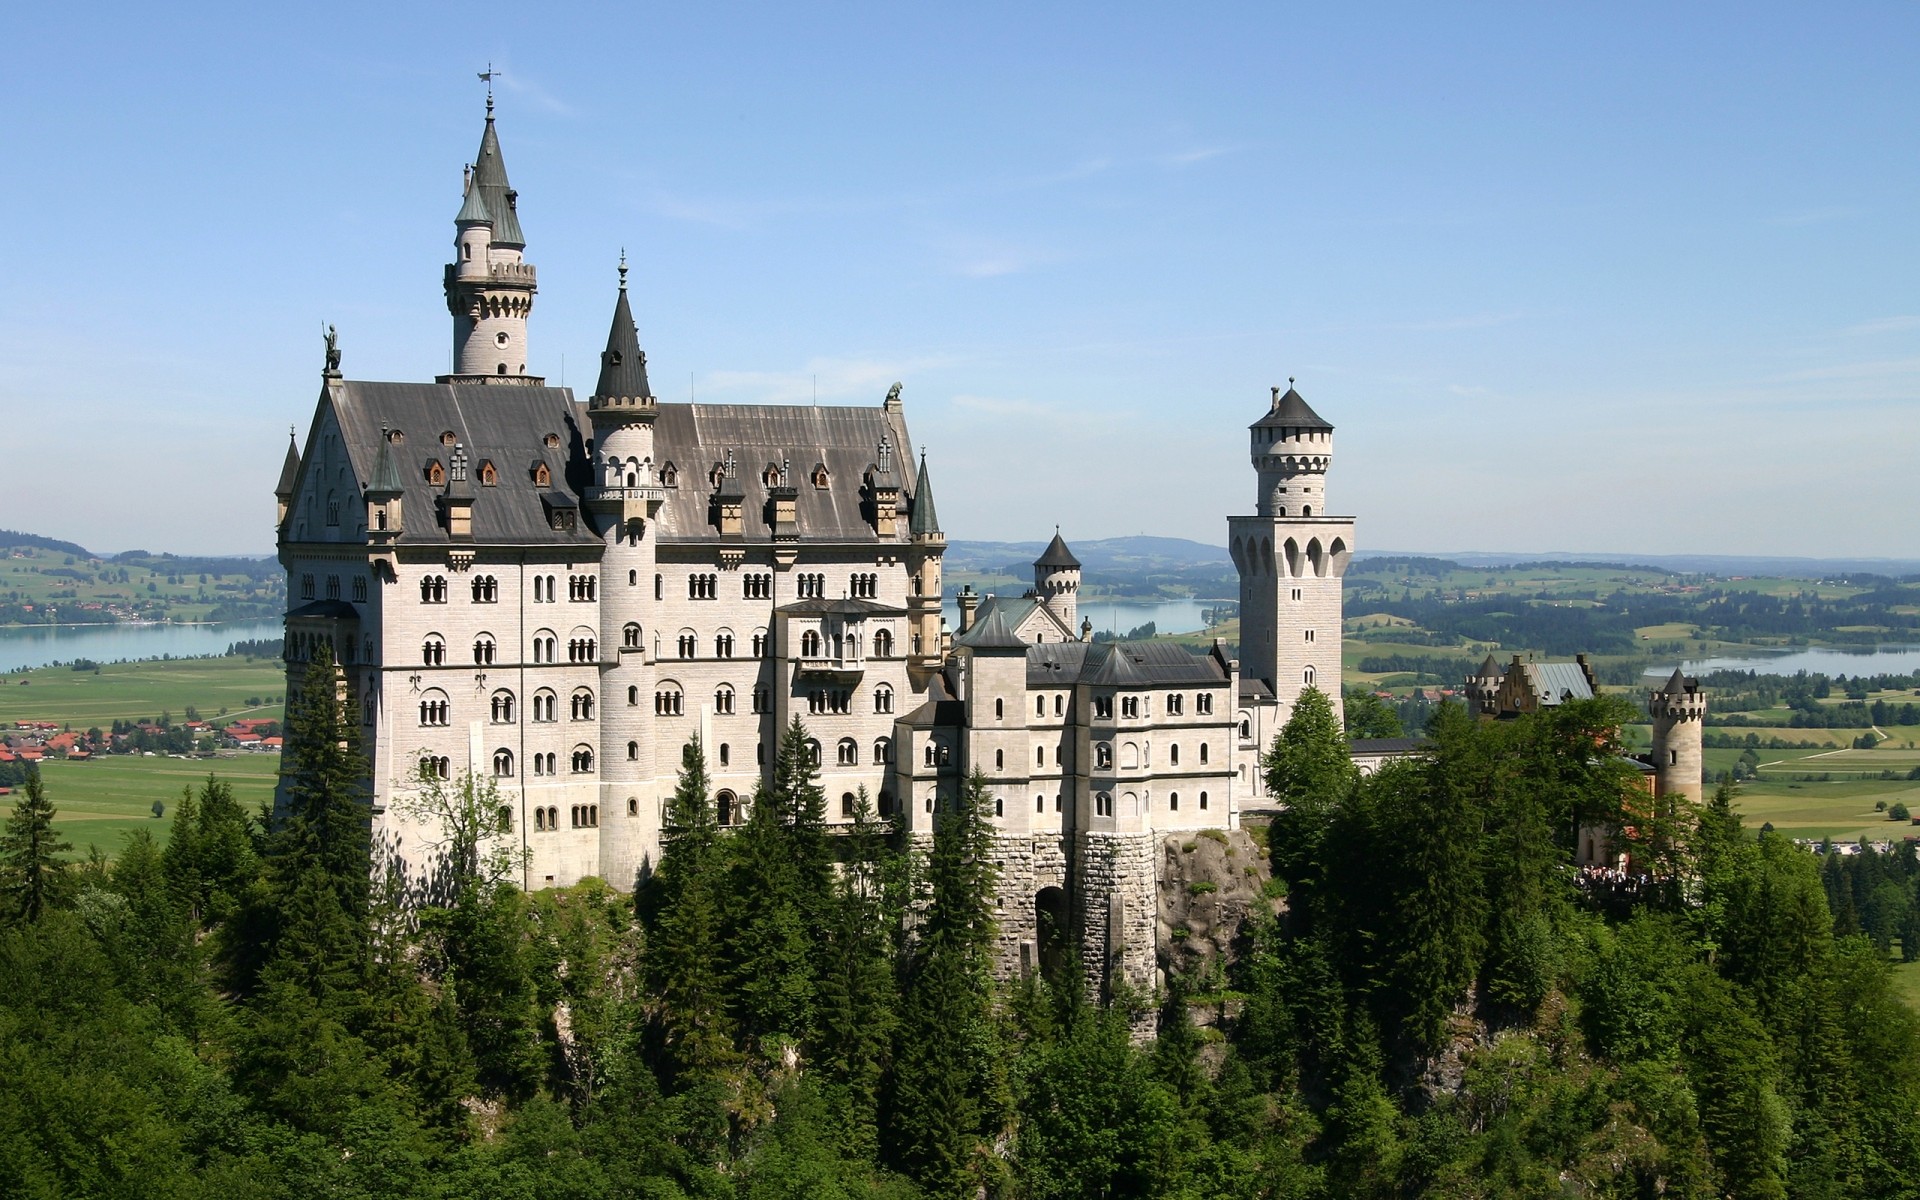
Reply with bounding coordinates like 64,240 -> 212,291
889,769 -> 1001,1195
263,643 -> 373,1003
1,770 -> 70,922
646,736 -> 735,1084
726,780 -> 815,1049
813,787 -> 901,1154
1262,685 -> 1357,907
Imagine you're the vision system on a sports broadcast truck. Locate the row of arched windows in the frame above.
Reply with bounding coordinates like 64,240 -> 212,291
421,687 -> 596,727
688,573 -> 718,599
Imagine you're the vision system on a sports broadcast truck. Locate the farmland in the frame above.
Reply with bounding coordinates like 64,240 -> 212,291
33,752 -> 281,857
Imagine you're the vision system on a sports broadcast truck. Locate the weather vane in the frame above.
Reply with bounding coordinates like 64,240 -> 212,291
478,64 -> 499,113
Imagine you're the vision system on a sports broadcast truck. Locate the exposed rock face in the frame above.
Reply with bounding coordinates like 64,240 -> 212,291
1155,828 -> 1276,984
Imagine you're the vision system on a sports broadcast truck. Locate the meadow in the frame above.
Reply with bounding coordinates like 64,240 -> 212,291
0,655 -> 285,727
33,752 -> 282,857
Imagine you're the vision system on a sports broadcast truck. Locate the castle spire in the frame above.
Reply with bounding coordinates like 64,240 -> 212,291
909,448 -> 941,536
469,97 -> 524,248
441,95 -> 539,384
591,261 -> 653,405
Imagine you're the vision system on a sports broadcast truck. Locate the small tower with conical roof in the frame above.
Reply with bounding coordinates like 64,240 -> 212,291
1650,668 -> 1707,807
1033,530 -> 1081,633
906,449 -> 946,669
585,258 -> 664,889
1227,381 -> 1356,724
274,431 -> 302,532
1466,652 -> 1504,716
442,96 -> 540,383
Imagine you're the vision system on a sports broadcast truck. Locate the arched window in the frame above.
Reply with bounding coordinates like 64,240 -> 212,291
471,575 -> 498,602
1199,791 -> 1209,810
1096,743 -> 1113,770
1240,718 -> 1252,739
496,805 -> 513,833
802,630 -> 822,658
421,635 -> 445,666
571,745 -> 595,774
873,629 -> 893,658
419,755 -> 450,780
1169,791 -> 1180,810
534,807 -> 547,832
715,631 -> 734,658
808,740 -> 822,767
493,748 -> 514,777
837,738 -> 858,766
571,689 -> 596,720
1170,744 -> 1180,765
1199,743 -> 1209,763
530,689 -> 556,722
717,790 -> 737,826
655,685 -> 684,716
677,632 -> 697,658
1096,792 -> 1113,817
752,631 -> 768,658
715,684 -> 735,715
628,741 -> 638,761
418,690 -> 449,726
490,690 -> 515,723
628,797 -> 639,816
719,743 -> 730,767
627,685 -> 638,706
842,792 -> 856,817
874,737 -> 891,765
472,634 -> 496,665
1303,666 -> 1316,686
874,683 -> 894,714
995,749 -> 1004,769
1037,795 -> 1045,812
995,698 -> 1004,720
623,622 -> 641,649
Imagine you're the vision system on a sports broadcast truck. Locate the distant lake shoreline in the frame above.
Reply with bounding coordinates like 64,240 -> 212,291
1643,645 -> 1920,678
0,619 -> 284,674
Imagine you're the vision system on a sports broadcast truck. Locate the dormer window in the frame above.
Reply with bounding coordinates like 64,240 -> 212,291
543,433 -> 561,449
478,460 -> 497,486
532,462 -> 551,488
425,459 -> 445,486
440,431 -> 457,446
763,463 -> 781,487
811,463 -> 830,489
659,461 -> 678,487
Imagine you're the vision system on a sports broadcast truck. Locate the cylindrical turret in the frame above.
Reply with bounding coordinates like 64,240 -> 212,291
1033,530 -> 1081,633
1250,382 -> 1334,518
1650,668 -> 1707,806
442,102 -> 540,384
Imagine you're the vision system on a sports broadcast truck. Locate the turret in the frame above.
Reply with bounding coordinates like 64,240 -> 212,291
1649,668 -> 1707,807
906,450 -> 946,666
584,258 -> 663,533
1033,529 -> 1081,633
868,432 -> 901,537
1466,652 -> 1503,716
1250,380 -> 1334,518
441,96 -> 541,384
439,444 -> 474,539
274,431 -> 301,530
364,427 -> 404,542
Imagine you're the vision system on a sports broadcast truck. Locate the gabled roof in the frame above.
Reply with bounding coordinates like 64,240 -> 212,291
470,110 -> 525,248
1250,384 -> 1333,432
909,451 -> 940,536
1079,640 -> 1230,687
1526,661 -> 1594,706
954,604 -> 1028,651
592,279 -> 652,403
275,434 -> 302,498
1035,531 -> 1080,570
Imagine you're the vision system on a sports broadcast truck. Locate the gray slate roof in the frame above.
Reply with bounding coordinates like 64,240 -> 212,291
275,435 -> 302,497
592,283 -> 652,402
776,598 -> 908,617
954,605 -> 1028,651
1528,661 -> 1595,706
1035,531 -> 1080,569
1029,639 -> 1229,688
320,380 -> 595,546
650,402 -> 916,545
1657,667 -> 1696,695
365,433 -> 403,497
909,452 -> 940,536
470,114 -> 525,248
1251,385 -> 1333,432
455,178 -> 492,226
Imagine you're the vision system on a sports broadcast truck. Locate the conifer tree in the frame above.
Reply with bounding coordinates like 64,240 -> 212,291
813,787 -> 901,1153
263,644 -> 373,1002
726,779 -> 815,1049
1,770 -> 70,922
1263,685 -> 1357,906
646,737 -> 736,1083
889,769 -> 1001,1196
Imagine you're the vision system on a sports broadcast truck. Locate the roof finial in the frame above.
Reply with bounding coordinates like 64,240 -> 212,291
478,64 -> 498,117
1289,376 -> 1296,386
618,248 -> 627,291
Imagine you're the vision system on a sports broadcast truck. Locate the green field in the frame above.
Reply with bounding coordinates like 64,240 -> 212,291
33,752 -> 281,857
0,656 -> 285,728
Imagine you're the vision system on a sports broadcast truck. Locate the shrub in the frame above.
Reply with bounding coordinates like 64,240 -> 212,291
1891,802 -> 1911,822
1187,881 -> 1218,896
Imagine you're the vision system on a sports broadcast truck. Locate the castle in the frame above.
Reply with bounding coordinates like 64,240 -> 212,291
273,101 -> 1359,993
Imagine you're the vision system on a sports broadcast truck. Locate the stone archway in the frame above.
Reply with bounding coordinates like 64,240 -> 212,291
1036,885 -> 1071,983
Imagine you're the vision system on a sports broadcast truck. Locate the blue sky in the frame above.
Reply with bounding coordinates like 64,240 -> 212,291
4,3 -> 1916,557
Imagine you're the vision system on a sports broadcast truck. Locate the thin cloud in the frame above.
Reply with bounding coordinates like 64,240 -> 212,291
698,355 -> 958,405
1841,315 -> 1920,337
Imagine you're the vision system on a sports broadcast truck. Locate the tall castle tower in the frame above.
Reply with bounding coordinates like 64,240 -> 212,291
905,450 -> 946,670
442,96 -> 541,384
586,261 -> 664,887
1649,668 -> 1706,807
1227,383 -> 1355,723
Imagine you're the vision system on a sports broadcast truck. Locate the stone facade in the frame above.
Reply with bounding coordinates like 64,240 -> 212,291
276,104 -> 1359,996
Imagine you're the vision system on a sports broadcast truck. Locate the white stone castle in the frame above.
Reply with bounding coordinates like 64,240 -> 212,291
275,103 -> 1356,990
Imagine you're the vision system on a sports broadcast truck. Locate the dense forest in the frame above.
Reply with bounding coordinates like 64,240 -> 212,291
3,651 -> 1918,1197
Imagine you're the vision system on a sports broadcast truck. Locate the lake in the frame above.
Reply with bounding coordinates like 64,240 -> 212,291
1645,645 -> 1920,679
942,595 -> 1231,638
0,619 -> 284,674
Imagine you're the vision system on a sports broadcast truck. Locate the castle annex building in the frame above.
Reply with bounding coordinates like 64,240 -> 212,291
275,104 -> 1357,992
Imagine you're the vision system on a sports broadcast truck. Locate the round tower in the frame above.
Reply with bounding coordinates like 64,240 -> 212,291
1649,667 -> 1707,807
585,260 -> 663,886
1033,529 -> 1081,633
1251,380 -> 1333,518
443,97 -> 540,383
